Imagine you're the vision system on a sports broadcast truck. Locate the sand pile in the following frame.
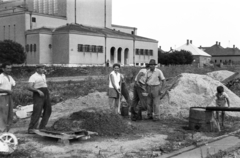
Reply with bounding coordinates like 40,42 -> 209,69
51,110 -> 134,136
206,70 -> 235,82
160,73 -> 240,117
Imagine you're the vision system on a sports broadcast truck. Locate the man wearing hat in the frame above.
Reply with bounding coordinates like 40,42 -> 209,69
146,59 -> 165,121
130,63 -> 150,121
27,64 -> 52,134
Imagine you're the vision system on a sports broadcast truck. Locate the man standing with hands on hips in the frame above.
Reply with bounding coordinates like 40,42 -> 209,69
146,59 -> 165,121
27,64 -> 52,134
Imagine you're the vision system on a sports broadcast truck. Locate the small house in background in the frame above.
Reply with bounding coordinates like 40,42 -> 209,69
200,41 -> 240,65
175,40 -> 211,67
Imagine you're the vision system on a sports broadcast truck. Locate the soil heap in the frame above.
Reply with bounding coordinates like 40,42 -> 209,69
226,78 -> 240,97
206,70 -> 235,82
51,110 -> 134,136
160,73 -> 240,117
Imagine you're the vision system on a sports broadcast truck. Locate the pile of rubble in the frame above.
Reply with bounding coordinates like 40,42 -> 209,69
51,110 -> 134,136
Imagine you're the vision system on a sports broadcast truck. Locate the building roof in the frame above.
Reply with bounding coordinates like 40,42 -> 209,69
204,43 -> 240,56
26,27 -> 54,34
111,24 -> 137,30
175,43 -> 211,57
53,23 -> 158,43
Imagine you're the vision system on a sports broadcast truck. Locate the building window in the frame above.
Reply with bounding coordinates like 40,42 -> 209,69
78,44 -> 83,52
135,49 -> 139,55
30,44 -> 33,52
26,44 -> 29,52
92,45 -> 96,52
149,50 -> 153,56
85,45 -> 90,52
98,46 -> 103,53
33,44 -> 36,52
145,49 -> 148,55
140,49 -> 144,55
32,17 -> 36,22
131,31 -> 134,35
89,45 -> 92,52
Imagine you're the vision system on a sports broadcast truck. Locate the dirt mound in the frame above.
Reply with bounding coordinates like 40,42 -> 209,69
226,78 -> 240,97
206,70 -> 235,82
50,92 -> 109,121
160,73 -> 240,117
51,110 -> 134,136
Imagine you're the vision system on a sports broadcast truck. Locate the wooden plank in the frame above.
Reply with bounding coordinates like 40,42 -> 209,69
34,130 -> 86,140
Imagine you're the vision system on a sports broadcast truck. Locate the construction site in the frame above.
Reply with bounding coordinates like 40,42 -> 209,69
1,67 -> 240,158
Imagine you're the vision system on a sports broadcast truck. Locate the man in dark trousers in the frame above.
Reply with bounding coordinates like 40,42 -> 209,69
130,64 -> 149,121
27,64 -> 52,134
0,63 -> 15,132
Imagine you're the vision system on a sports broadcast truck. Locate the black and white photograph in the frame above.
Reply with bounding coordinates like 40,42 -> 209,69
0,0 -> 240,157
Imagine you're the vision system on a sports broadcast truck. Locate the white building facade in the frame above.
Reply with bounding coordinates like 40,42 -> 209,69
0,0 -> 158,66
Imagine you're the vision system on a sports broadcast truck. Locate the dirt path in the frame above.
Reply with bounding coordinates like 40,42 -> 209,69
10,92 -> 168,158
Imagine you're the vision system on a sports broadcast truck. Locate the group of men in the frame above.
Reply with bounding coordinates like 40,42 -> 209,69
0,63 -> 51,134
0,58 -> 164,133
108,59 -> 166,121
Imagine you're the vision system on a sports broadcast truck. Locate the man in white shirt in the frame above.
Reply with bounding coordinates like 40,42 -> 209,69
146,59 -> 166,121
0,63 -> 15,132
27,64 -> 51,134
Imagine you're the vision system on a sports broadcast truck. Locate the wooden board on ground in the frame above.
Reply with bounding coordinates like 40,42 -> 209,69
33,129 -> 98,145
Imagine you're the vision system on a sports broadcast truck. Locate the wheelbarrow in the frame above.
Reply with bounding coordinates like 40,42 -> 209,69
0,131 -> 18,155
0,104 -> 34,155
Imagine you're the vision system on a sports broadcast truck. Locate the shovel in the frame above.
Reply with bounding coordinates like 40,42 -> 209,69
117,81 -> 122,115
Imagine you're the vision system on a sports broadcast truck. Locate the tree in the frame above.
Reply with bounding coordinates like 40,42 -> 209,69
0,40 -> 26,64
158,49 -> 194,65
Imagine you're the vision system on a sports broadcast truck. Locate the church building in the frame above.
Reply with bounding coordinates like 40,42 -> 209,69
0,0 -> 158,66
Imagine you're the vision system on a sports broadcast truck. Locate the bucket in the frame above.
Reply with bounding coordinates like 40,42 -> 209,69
120,101 -> 129,117
189,107 -> 213,131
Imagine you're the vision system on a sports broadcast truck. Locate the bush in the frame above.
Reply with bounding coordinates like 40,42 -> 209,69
0,40 -> 26,64
159,50 -> 194,65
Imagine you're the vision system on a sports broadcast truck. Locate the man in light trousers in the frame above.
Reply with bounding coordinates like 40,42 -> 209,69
146,59 -> 165,121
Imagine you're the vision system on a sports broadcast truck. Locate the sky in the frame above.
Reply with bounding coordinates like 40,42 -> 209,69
112,0 -> 240,51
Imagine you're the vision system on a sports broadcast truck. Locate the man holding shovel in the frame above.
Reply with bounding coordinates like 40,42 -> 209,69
130,64 -> 150,121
